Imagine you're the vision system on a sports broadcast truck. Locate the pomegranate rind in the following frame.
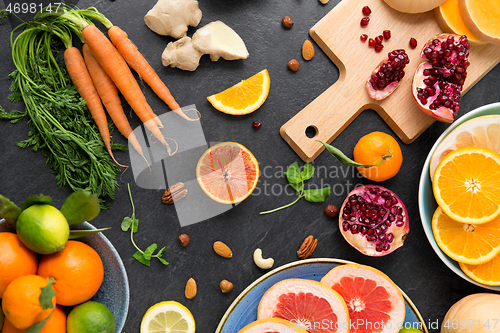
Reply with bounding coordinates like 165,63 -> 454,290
257,278 -> 350,333
366,79 -> 399,101
458,0 -> 500,45
238,318 -> 309,333
320,264 -> 406,333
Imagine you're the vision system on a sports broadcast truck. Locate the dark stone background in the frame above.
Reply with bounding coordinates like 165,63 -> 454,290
1,0 -> 499,332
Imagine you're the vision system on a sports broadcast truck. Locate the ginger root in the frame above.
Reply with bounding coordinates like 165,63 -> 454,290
192,21 -> 249,61
162,36 -> 203,71
144,0 -> 202,39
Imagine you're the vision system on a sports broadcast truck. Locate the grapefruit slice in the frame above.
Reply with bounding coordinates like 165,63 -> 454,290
320,264 -> 405,333
257,279 -> 349,333
238,318 -> 309,333
196,142 -> 259,204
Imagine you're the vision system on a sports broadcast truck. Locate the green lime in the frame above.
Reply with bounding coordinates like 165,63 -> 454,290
399,328 -> 423,333
16,204 -> 69,255
67,301 -> 116,333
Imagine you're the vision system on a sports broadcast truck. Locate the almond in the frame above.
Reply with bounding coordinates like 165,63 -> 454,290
213,241 -> 232,258
302,40 -> 315,61
185,278 -> 197,299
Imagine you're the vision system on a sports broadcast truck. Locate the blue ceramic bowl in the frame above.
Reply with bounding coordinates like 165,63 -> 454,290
0,219 -> 130,331
418,102 -> 500,291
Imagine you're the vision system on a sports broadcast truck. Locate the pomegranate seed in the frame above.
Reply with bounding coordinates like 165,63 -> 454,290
360,34 -> 368,42
368,38 -> 375,47
374,44 -> 384,52
360,17 -> 370,27
409,37 -> 418,49
375,35 -> 383,45
362,5 -> 371,16
383,30 -> 391,40
252,121 -> 262,129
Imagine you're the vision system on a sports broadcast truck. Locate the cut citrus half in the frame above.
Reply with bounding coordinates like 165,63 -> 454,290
257,278 -> 349,333
196,142 -> 259,204
320,264 -> 405,333
238,318 -> 309,333
432,206 -> 500,265
433,146 -> 500,224
207,69 -> 270,115
460,253 -> 500,286
140,301 -> 195,333
430,115 -> 500,179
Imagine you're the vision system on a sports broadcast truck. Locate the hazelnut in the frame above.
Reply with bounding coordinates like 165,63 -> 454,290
282,16 -> 294,28
288,59 -> 300,72
178,234 -> 190,247
220,280 -> 233,293
324,205 -> 338,218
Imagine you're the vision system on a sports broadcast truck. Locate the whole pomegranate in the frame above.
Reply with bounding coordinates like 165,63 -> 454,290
412,33 -> 470,123
339,185 -> 409,256
366,49 -> 409,100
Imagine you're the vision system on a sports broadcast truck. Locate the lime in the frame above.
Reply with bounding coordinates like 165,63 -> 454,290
16,204 -> 69,255
140,301 -> 195,333
67,301 -> 115,333
399,328 -> 423,333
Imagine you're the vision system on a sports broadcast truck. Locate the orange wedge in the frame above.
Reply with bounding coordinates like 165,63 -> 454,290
432,207 -> 500,265
433,146 -> 500,224
196,142 -> 259,204
207,69 -> 270,115
460,253 -> 500,286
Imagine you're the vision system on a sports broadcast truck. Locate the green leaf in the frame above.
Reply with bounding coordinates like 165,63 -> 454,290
133,251 -> 151,266
284,162 -> 302,185
289,181 -> 304,193
39,278 -> 55,310
301,163 -> 315,181
132,218 -> 139,233
20,195 -> 53,211
158,257 -> 169,265
60,190 -> 100,225
26,314 -> 50,333
121,217 -> 133,231
303,187 -> 332,202
69,227 -> 110,239
318,141 -> 387,168
143,243 -> 157,260
0,194 -> 21,226
156,246 -> 167,258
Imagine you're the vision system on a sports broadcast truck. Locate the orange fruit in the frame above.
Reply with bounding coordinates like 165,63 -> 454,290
460,253 -> 500,286
0,232 -> 38,298
459,0 -> 500,45
433,146 -> 500,224
434,0 -> 484,44
2,317 -> 25,333
432,207 -> 500,265
1,305 -> 66,333
1,275 -> 56,330
353,131 -> 403,182
321,264 -> 406,333
37,240 -> 104,306
196,142 -> 259,204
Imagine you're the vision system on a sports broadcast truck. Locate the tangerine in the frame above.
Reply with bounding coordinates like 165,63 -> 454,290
0,232 -> 38,298
353,131 -> 403,182
1,305 -> 66,333
1,275 -> 55,330
37,240 -> 104,306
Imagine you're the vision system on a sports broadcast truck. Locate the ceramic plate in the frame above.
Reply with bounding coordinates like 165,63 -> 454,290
418,102 -> 500,291
0,219 -> 130,331
216,258 -> 427,333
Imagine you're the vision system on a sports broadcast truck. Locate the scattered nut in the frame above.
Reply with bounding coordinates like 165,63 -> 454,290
185,278 -> 197,299
297,235 -> 318,259
178,234 -> 190,247
213,241 -> 232,258
219,280 -> 233,293
319,0 -> 330,4
162,182 -> 187,204
302,40 -> 315,61
324,205 -> 338,218
253,248 -> 274,269
288,59 -> 300,71
282,16 -> 294,28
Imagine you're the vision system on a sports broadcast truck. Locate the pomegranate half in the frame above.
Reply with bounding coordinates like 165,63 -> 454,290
366,49 -> 410,100
339,185 -> 409,257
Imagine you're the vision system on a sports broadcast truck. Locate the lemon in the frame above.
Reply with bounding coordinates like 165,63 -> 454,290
207,69 -> 270,115
16,204 -> 69,255
140,301 -> 195,333
67,301 -> 115,333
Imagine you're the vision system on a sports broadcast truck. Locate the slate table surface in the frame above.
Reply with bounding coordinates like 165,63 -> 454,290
1,0 -> 500,332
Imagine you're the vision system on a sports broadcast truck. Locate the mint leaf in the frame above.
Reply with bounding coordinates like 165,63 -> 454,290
289,181 -> 304,193
39,279 -> 55,310
143,243 -> 157,260
303,187 -> 332,202
60,190 -> 100,225
301,163 -> 314,181
133,251 -> 151,266
121,217 -> 133,231
284,162 -> 302,184
158,257 -> 169,265
132,218 -> 139,233
157,246 -> 167,257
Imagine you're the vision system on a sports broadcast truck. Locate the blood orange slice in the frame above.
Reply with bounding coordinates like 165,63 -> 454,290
320,264 -> 405,333
238,318 -> 309,333
196,142 -> 259,204
257,279 -> 349,333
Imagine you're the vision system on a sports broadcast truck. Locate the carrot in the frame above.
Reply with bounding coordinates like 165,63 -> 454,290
108,26 -> 199,122
82,43 -> 146,161
63,46 -> 126,167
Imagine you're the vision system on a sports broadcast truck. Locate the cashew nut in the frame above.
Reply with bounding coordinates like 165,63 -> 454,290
253,248 -> 274,269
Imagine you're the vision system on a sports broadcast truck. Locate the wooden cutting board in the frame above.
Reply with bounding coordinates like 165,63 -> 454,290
280,0 -> 500,162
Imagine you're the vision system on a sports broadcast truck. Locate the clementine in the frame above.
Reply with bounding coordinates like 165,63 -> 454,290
1,305 -> 66,333
37,240 -> 104,306
353,131 -> 403,182
0,232 -> 38,298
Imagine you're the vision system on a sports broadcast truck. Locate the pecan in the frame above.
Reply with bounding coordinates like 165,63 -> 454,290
297,235 -> 318,259
162,182 -> 187,204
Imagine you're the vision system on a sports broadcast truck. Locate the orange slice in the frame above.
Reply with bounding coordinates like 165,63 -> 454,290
460,253 -> 500,286
459,0 -> 500,45
207,69 -> 270,115
433,146 -> 500,224
196,142 -> 259,204
434,0 -> 484,44
432,206 -> 500,265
